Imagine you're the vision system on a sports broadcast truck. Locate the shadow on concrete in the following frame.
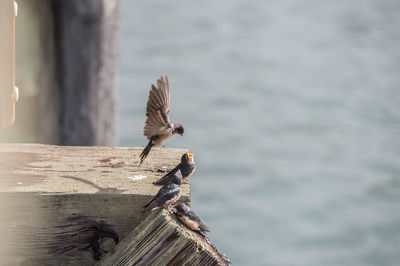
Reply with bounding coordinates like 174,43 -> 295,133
61,175 -> 127,194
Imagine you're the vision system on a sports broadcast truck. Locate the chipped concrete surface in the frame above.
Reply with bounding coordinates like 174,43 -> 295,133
0,143 -> 190,196
0,143 -> 191,265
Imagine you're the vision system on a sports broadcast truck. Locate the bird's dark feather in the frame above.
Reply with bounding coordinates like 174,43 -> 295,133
180,163 -> 195,178
139,137 -> 156,166
153,164 -> 181,185
143,183 -> 180,212
186,211 -> 210,232
144,76 -> 171,138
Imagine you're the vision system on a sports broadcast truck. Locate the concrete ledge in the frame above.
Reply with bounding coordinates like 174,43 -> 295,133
97,209 -> 230,266
0,143 -> 189,195
0,143 -> 190,265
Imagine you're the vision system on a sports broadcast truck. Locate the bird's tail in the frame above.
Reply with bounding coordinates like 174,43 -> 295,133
199,221 -> 211,233
153,165 -> 180,185
139,139 -> 154,166
143,199 -> 156,213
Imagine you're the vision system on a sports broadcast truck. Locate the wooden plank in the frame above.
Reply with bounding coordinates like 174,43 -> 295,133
0,0 -> 16,127
0,144 -> 190,265
97,209 -> 230,266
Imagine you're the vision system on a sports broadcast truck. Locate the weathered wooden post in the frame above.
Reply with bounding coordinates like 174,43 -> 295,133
97,209 -> 231,266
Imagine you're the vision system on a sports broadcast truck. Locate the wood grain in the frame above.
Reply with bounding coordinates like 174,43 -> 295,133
97,209 -> 230,266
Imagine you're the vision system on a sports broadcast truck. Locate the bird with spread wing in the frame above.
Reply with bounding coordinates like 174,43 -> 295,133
139,76 -> 184,166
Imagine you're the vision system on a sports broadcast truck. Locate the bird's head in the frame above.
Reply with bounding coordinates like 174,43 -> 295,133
182,153 -> 194,164
174,203 -> 190,216
174,124 -> 184,136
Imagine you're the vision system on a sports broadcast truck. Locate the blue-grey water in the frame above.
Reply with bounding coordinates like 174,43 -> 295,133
119,1 -> 400,265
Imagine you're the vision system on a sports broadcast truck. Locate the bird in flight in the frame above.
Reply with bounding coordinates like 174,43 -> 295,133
153,153 -> 195,185
139,76 -> 184,166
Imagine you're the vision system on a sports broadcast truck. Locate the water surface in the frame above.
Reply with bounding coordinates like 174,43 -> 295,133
120,1 -> 400,265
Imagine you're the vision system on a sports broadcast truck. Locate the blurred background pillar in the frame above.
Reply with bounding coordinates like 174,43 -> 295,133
0,0 -> 119,146
53,0 -> 118,146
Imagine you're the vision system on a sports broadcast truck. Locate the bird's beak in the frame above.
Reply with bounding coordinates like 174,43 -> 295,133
188,153 -> 194,159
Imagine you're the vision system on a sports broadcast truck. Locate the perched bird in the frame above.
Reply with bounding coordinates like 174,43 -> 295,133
153,153 -> 195,185
139,76 -> 184,166
143,171 -> 182,213
173,203 -> 211,235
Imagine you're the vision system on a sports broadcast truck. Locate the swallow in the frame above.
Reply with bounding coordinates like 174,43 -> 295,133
173,203 -> 210,235
153,153 -> 195,185
143,171 -> 182,213
139,76 -> 184,166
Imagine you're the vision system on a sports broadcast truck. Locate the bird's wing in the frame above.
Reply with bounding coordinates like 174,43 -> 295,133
155,183 -> 180,205
143,197 -> 156,212
187,211 -> 210,232
198,221 -> 211,232
144,183 -> 175,212
143,76 -> 171,139
153,164 -> 181,185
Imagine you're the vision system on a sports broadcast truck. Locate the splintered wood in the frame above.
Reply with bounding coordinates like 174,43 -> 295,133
97,209 -> 230,266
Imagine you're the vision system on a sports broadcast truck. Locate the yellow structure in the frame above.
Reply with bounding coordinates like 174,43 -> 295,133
0,0 -> 18,128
